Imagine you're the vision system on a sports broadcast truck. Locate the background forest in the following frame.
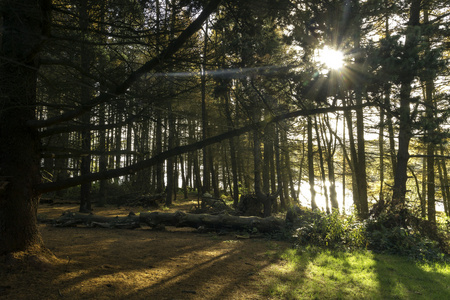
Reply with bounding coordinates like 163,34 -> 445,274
1,0 -> 450,256
37,0 -> 450,219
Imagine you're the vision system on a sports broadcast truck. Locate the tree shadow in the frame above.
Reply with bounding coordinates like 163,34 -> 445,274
259,247 -> 450,299
371,253 -> 450,299
1,224 -> 290,299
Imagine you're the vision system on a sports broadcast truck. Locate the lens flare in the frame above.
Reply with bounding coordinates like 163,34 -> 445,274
317,47 -> 345,70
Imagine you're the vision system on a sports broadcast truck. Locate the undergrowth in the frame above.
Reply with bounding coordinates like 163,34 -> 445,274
292,208 -> 450,263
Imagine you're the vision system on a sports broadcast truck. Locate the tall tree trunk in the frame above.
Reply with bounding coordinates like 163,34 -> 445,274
114,111 -> 122,184
344,96 -> 360,214
307,117 -> 318,210
97,103 -> 108,206
426,106 -> 436,224
379,100 -> 385,204
253,110 -> 273,217
342,116 -> 346,214
275,125 -> 285,210
322,116 -> 338,212
438,148 -> 449,217
353,0 -> 368,218
209,152 -> 220,197
201,19 -> 210,194
421,155 -> 427,218
297,128 -> 306,202
79,0 -> 92,213
280,126 -> 293,209
391,0 -> 421,208
179,154 -> 188,199
0,0 -> 49,254
155,112 -> 164,193
165,103 -> 176,206
314,116 -> 330,214
424,9 -> 436,224
224,92 -> 239,207
262,128 -> 272,194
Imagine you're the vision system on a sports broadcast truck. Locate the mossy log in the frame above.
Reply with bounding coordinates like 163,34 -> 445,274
49,211 -> 285,233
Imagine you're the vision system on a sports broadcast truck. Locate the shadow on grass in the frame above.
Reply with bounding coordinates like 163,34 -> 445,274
372,253 -> 450,299
263,247 -> 450,299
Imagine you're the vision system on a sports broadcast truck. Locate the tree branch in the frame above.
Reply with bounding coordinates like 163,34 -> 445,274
36,104 -> 372,193
28,0 -> 223,128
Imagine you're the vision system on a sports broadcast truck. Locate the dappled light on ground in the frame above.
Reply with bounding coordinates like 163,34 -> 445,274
2,202 -> 449,299
1,202 -> 289,299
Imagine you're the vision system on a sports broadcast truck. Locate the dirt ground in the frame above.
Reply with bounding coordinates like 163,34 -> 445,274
1,200 -> 291,300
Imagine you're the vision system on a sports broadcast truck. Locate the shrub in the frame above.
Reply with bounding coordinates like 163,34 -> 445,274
294,210 -> 366,250
364,212 -> 448,262
293,209 -> 449,262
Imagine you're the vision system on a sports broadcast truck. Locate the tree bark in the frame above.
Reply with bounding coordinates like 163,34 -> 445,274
314,116 -> 330,214
165,103 -> 176,206
79,0 -> 92,213
353,0 -> 368,218
224,91 -> 240,207
307,117 -> 318,210
391,0 -> 421,208
0,0 -> 50,254
424,9 -> 436,224
438,154 -> 449,217
50,211 -> 285,233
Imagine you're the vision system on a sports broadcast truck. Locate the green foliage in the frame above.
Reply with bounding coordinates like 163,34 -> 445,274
364,212 -> 449,262
293,209 -> 449,262
294,210 -> 367,250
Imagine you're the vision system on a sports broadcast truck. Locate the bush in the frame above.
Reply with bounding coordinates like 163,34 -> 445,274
364,212 -> 448,262
294,210 -> 366,250
293,209 -> 449,262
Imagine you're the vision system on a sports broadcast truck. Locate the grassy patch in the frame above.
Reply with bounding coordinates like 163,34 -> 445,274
264,247 -> 450,299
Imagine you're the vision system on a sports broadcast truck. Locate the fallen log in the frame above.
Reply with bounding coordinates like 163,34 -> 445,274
139,211 -> 284,233
52,211 -> 140,229
49,211 -> 285,233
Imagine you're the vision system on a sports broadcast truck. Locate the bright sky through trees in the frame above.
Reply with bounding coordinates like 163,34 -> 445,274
317,47 -> 345,70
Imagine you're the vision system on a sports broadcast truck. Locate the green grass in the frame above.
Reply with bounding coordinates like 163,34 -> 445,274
264,247 -> 450,299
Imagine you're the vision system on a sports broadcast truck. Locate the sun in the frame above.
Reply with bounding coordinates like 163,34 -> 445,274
317,46 -> 345,70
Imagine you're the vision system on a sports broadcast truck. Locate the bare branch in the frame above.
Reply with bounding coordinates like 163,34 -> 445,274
28,0 -> 223,129
36,103 -> 372,193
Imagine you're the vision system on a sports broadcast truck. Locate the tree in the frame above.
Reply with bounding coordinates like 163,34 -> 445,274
0,0 -> 51,254
391,0 -> 421,208
0,0 -> 222,256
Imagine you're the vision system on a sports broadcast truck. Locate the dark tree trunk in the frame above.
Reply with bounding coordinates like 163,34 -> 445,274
314,116 -> 330,214
307,117 -> 318,210
224,90 -> 239,207
391,0 -> 421,208
165,103 -> 176,206
79,0 -> 92,213
253,128 -> 272,217
155,113 -> 164,194
201,20 -> 210,194
344,96 -> 361,214
424,10 -> 436,224
0,0 -> 50,254
352,2 -> 369,218
275,125 -> 284,210
425,85 -> 436,224
438,150 -> 450,217
179,154 -> 189,199
97,103 -> 108,207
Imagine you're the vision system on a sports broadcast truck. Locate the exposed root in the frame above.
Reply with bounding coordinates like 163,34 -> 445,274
1,245 -> 62,272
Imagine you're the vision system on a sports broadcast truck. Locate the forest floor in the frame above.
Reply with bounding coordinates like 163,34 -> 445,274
0,198 -> 292,300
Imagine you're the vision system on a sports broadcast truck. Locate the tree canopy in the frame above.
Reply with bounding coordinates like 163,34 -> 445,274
1,0 -> 449,255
